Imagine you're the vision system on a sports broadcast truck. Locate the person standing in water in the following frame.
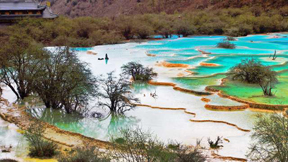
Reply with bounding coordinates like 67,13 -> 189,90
105,53 -> 109,64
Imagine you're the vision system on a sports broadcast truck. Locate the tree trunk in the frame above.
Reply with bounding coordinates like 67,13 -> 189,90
7,84 -> 20,100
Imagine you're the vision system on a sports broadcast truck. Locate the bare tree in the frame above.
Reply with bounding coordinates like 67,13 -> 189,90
269,50 -> 277,60
208,136 -> 223,149
98,72 -> 139,115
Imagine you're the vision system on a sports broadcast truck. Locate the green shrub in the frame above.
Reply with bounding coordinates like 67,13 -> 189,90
229,59 -> 278,96
217,41 -> 236,49
110,128 -> 206,162
208,136 -> 223,149
24,123 -> 58,158
248,114 -> 288,162
225,36 -> 236,41
121,61 -> 157,82
58,146 -> 110,162
174,147 -> 206,162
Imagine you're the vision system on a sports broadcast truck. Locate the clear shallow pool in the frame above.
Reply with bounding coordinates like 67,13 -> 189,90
0,118 -> 28,160
27,34 -> 288,159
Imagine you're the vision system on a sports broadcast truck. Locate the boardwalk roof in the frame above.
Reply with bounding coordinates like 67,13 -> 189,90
0,2 -> 46,11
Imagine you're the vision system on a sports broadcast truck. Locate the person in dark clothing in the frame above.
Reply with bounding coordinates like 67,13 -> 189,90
105,53 -> 109,60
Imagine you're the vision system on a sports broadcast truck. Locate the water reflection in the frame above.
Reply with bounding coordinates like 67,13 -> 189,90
28,108 -> 140,140
106,114 -> 139,137
132,82 -> 156,94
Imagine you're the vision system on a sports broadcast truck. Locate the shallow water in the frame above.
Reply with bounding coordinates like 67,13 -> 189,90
0,118 -> 28,160
22,33 -> 288,159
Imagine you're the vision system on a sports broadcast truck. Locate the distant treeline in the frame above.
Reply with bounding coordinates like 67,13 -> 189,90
1,7 -> 288,47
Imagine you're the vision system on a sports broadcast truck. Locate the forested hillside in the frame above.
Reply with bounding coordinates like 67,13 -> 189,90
49,0 -> 288,17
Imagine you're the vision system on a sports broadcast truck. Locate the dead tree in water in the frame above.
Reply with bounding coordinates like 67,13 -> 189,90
208,136 -> 223,149
269,50 -> 277,60
98,72 -> 139,115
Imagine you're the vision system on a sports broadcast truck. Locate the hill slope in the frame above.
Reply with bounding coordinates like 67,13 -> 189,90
49,0 -> 288,17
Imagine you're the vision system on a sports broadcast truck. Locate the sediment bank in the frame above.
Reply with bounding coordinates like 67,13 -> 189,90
200,62 -> 220,67
205,104 -> 248,111
0,100 -> 112,150
146,53 -> 156,57
211,152 -> 247,162
189,119 -> 251,132
148,80 -> 212,96
135,103 -> 196,116
197,49 -> 212,54
201,98 -> 211,103
156,61 -> 190,68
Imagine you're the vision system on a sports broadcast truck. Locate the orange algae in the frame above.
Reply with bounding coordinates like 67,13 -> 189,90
211,152 -> 247,162
224,138 -> 230,143
156,61 -> 190,68
201,98 -> 211,103
200,62 -> 220,67
177,73 -> 185,77
148,80 -> 176,86
205,104 -> 248,111
87,51 -> 97,55
135,104 -> 196,116
146,53 -> 156,57
189,119 -> 250,132
148,80 -> 212,96
184,70 -> 195,75
197,49 -> 212,54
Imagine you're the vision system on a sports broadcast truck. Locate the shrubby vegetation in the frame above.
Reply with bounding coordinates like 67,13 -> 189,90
248,114 -> 288,162
1,6 -> 288,47
24,123 -> 58,158
229,59 -> 278,96
225,36 -> 236,41
0,33 -> 46,100
32,47 -> 97,114
0,34 -> 97,114
58,146 -> 110,162
121,61 -> 157,82
110,128 -> 206,162
217,41 -> 236,49
208,136 -> 223,149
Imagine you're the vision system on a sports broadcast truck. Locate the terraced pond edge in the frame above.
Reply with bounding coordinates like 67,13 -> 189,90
205,79 -> 288,111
